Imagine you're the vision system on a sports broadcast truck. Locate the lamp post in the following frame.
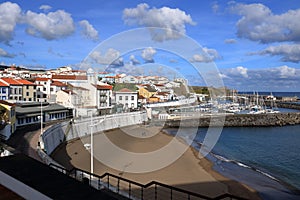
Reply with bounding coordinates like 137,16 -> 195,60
90,111 -> 94,175
40,101 -> 43,135
87,110 -> 105,175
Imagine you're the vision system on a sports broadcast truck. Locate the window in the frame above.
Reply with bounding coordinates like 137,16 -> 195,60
37,88 -> 40,91
125,96 -> 128,100
43,87 -> 46,91
119,96 -> 122,100
29,98 -> 32,101
19,88 -> 22,94
26,92 -> 29,96
14,88 -> 17,94
131,96 -> 134,100
34,86 -> 37,89
50,88 -> 54,92
26,85 -> 29,89
1,88 -> 6,94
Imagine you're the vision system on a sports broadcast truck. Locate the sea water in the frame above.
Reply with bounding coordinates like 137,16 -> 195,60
166,125 -> 300,200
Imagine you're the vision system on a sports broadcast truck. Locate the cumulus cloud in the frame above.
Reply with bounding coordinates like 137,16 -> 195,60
190,47 -> 221,63
123,3 -> 195,41
24,10 -> 75,40
220,66 -> 300,91
228,66 -> 248,78
141,47 -> 156,63
275,65 -> 296,78
129,55 -> 140,65
212,2 -> 219,14
79,20 -> 99,41
90,48 -> 123,66
0,48 -> 15,58
39,5 -> 52,12
231,3 -> 300,43
252,44 -> 300,63
224,38 -> 237,44
0,2 -> 21,44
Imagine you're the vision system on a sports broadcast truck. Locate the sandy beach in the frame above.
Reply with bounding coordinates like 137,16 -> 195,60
51,125 -> 260,199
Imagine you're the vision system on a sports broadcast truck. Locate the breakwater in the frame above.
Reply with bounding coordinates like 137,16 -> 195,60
275,102 -> 300,110
164,112 -> 300,127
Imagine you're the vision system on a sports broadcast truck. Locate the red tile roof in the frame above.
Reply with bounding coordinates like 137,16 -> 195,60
0,78 -> 22,85
16,79 -> 36,85
117,88 -> 136,93
51,81 -> 67,87
52,75 -> 87,80
0,81 -> 9,87
93,84 -> 113,90
35,77 -> 50,81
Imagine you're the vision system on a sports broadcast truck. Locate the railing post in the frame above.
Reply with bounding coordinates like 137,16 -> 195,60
141,187 -> 144,200
117,179 -> 120,193
107,175 -> 110,189
98,178 -> 101,190
128,182 -> 131,199
170,188 -> 173,200
155,184 -> 157,200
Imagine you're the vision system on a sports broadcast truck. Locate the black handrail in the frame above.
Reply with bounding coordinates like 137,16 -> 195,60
49,163 -> 248,200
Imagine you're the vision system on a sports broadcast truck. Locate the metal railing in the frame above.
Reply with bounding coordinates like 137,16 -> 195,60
49,163 -> 248,200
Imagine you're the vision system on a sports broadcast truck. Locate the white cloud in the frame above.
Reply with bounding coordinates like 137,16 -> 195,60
141,47 -> 156,63
224,39 -> 237,44
0,2 -> 21,44
231,3 -> 300,43
129,55 -> 140,65
39,5 -> 52,12
0,48 -> 15,58
123,3 -> 195,41
229,66 -> 248,78
220,66 -> 300,91
24,10 -> 75,40
190,47 -> 221,63
79,20 -> 99,41
276,65 -> 296,78
90,48 -> 123,66
255,44 -> 300,63
212,2 -> 219,14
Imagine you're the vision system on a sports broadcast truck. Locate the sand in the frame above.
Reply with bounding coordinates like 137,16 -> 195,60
52,125 -> 260,199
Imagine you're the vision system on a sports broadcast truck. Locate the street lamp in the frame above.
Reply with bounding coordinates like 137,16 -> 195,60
40,101 -> 43,135
87,110 -> 104,175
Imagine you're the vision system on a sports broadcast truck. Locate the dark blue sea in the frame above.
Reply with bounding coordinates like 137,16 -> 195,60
166,125 -> 300,200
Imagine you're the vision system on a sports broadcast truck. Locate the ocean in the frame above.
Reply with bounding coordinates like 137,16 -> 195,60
166,125 -> 300,200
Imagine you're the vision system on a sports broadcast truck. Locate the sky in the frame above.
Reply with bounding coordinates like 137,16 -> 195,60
0,0 -> 299,91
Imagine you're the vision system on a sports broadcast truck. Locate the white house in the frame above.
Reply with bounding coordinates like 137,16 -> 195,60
115,88 -> 138,111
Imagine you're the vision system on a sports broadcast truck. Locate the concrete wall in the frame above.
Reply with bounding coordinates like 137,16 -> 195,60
41,111 -> 147,155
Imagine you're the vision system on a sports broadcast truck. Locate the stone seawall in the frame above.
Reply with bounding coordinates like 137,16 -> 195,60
276,102 -> 300,110
164,112 -> 300,127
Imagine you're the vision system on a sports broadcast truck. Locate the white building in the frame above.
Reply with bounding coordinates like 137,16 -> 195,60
115,88 -> 138,111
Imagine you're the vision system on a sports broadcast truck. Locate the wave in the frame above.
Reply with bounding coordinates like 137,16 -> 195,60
170,132 -> 281,185
209,151 -> 279,182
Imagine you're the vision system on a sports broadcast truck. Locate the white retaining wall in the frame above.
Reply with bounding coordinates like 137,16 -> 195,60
41,111 -> 147,155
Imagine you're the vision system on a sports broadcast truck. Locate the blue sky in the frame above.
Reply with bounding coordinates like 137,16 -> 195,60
0,0 -> 299,91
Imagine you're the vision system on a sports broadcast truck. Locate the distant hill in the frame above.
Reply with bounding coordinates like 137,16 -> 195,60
189,86 -> 231,97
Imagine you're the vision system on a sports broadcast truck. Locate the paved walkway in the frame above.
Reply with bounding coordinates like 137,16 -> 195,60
6,124 -> 51,162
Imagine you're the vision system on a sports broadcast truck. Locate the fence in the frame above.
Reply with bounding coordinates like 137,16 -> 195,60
49,163 -> 248,200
